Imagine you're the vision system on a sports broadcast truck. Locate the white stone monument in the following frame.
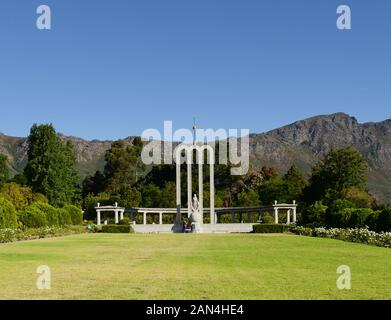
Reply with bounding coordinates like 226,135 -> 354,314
174,143 -> 215,233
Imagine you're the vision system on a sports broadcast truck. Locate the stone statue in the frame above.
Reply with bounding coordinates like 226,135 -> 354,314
190,194 -> 202,225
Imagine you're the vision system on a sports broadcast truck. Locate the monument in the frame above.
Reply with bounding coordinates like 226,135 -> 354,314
174,120 -> 215,233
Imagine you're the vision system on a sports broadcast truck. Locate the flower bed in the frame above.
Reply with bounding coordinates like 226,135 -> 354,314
0,226 -> 86,243
291,226 -> 391,248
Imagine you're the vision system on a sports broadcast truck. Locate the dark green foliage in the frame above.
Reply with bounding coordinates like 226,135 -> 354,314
339,208 -> 375,228
364,211 -> 379,231
0,197 -> 18,228
305,147 -> 367,204
19,205 -> 48,228
301,202 -> 328,226
101,224 -> 133,233
0,154 -> 9,185
252,224 -> 289,233
283,166 -> 308,202
377,207 -> 391,232
325,199 -> 356,227
82,170 -> 106,197
56,208 -> 72,226
103,139 -> 145,194
24,124 -> 80,206
236,189 -> 260,207
63,205 -> 83,225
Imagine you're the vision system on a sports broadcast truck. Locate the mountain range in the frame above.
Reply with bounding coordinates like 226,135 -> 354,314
1,112 -> 391,203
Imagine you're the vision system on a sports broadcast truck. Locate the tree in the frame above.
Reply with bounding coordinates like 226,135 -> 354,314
24,124 -> 80,206
82,170 -> 105,196
103,139 -> 145,194
305,147 -> 367,204
0,154 -> 9,185
236,189 -> 260,207
284,166 -> 307,202
259,176 -> 286,205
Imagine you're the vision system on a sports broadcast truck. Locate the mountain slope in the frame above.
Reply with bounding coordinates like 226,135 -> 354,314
1,113 -> 391,203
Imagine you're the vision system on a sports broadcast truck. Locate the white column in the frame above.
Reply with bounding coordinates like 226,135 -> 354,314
209,160 -> 215,225
198,161 -> 203,222
143,212 -> 147,225
97,210 -> 101,226
114,210 -> 119,224
176,151 -> 182,225
287,209 -> 291,225
120,210 -> 124,220
274,208 -> 279,224
187,156 -> 192,219
293,207 -> 297,223
159,212 -> 163,225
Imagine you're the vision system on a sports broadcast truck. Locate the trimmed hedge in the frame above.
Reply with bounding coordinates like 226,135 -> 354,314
18,205 -> 48,228
101,224 -> 134,233
253,224 -> 289,233
57,208 -> 72,226
63,205 -> 83,225
30,202 -> 59,226
0,197 -> 18,229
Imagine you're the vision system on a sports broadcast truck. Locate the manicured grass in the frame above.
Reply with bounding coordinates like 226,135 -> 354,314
0,233 -> 390,300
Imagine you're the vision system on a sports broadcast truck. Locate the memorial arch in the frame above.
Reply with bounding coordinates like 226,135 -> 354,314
174,144 -> 215,232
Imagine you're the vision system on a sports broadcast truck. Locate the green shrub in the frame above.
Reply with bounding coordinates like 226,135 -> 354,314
377,207 -> 391,232
63,205 -> 83,225
30,202 -> 59,226
118,217 -> 131,225
364,211 -> 380,231
101,224 -> 134,233
18,205 -> 48,228
0,197 -> 18,229
262,213 -> 275,224
57,208 -> 72,226
340,208 -> 374,228
252,224 -> 289,233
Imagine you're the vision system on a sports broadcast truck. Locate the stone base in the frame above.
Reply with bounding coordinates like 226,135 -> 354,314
132,223 -> 256,234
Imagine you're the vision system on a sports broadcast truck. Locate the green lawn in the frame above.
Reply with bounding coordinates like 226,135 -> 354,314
0,233 -> 390,300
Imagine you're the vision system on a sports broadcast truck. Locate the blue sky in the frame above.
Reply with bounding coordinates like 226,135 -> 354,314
0,0 -> 390,140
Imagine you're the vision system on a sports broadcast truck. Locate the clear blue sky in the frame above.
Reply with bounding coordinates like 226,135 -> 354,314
1,0 -> 390,140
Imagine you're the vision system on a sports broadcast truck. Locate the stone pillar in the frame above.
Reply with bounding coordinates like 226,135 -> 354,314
97,210 -> 101,226
209,159 -> 215,224
120,210 -> 124,221
287,209 -> 291,225
175,151 -> 182,227
159,212 -> 163,225
114,210 -> 119,224
187,154 -> 192,219
198,161 -> 203,222
143,212 -> 147,225
293,207 -> 297,223
274,208 -> 279,224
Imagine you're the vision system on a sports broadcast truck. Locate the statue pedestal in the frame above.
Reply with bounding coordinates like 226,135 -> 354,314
192,222 -> 202,233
